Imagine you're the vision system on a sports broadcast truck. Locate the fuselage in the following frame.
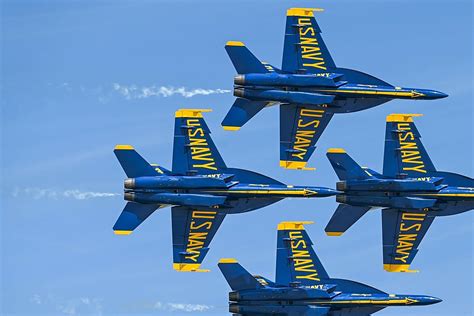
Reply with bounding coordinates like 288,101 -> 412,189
122,175 -> 337,211
338,185 -> 474,215
229,288 -> 441,314
234,72 -> 447,114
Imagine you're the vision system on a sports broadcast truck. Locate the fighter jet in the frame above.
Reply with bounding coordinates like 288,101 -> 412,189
113,109 -> 337,272
218,221 -> 441,315
325,114 -> 474,272
222,8 -> 447,170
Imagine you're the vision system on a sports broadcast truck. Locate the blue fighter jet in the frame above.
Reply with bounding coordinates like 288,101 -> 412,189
113,109 -> 337,272
325,114 -> 474,272
219,221 -> 441,315
222,8 -> 447,170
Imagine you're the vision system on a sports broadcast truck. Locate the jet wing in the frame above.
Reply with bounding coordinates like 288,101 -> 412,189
280,104 -> 333,170
173,109 -> 227,175
382,208 -> 435,272
383,114 -> 436,178
282,8 -> 336,74
171,206 -> 226,272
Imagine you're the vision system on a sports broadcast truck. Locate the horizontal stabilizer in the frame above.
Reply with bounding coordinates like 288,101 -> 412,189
218,258 -> 263,291
113,202 -> 160,235
325,204 -> 371,236
221,98 -> 268,131
114,145 -> 158,178
225,41 -> 268,74
327,148 -> 372,180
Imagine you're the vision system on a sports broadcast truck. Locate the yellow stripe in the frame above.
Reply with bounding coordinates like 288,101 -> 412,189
287,7 -> 323,17
326,232 -> 343,236
383,264 -> 418,273
311,298 -> 418,305
226,41 -> 245,47
327,148 -> 346,154
415,193 -> 474,197
175,109 -> 212,118
222,126 -> 241,131
317,89 -> 424,98
114,230 -> 132,235
173,263 -> 210,272
280,160 -> 315,171
218,258 -> 238,263
277,221 -> 314,231
211,189 -> 317,196
386,113 -> 422,123
114,145 -> 134,150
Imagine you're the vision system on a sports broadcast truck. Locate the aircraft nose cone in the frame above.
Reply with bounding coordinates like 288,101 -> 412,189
414,295 -> 443,305
421,89 -> 448,99
427,297 -> 443,305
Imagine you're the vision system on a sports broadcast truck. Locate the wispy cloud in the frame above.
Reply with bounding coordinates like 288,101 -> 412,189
30,294 -> 103,316
153,301 -> 213,313
112,83 -> 230,99
12,187 -> 120,200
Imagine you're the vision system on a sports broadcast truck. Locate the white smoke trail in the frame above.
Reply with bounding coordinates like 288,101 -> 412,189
112,83 -> 230,99
12,187 -> 120,200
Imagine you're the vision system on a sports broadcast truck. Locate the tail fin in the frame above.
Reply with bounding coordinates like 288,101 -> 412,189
221,98 -> 268,131
172,109 -> 227,175
225,41 -> 269,74
282,8 -> 336,73
325,204 -> 371,236
276,222 -> 329,287
383,114 -> 436,178
218,258 -> 263,291
114,145 -> 159,178
327,148 -> 373,181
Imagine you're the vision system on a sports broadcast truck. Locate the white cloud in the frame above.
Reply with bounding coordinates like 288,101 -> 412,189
12,187 -> 120,200
30,294 -> 103,316
112,83 -> 230,99
153,301 -> 213,313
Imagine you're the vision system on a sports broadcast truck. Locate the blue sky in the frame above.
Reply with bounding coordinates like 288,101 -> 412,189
1,0 -> 472,315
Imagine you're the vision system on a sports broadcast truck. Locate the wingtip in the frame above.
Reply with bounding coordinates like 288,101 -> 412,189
383,264 -> 419,273
327,148 -> 346,154
218,258 -> 238,264
226,41 -> 245,47
287,8 -> 324,17
277,221 -> 314,231
173,263 -> 210,272
222,125 -> 241,131
386,113 -> 423,123
114,145 -> 134,150
114,230 -> 133,235
279,160 -> 316,171
326,231 -> 343,236
175,109 -> 212,118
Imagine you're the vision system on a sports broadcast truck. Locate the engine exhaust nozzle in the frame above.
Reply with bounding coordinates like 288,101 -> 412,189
124,178 -> 135,189
233,88 -> 245,98
234,75 -> 245,85
124,192 -> 135,202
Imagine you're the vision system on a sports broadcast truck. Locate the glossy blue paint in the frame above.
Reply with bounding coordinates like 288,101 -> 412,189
222,8 -> 447,169
113,110 -> 337,270
218,222 -> 441,315
325,115 -> 473,271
